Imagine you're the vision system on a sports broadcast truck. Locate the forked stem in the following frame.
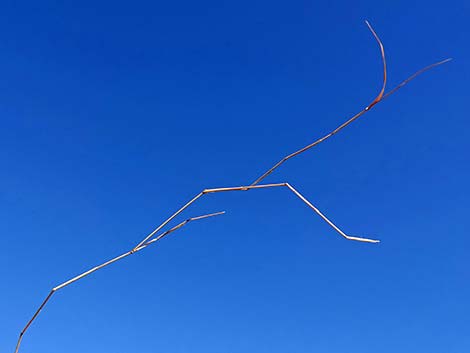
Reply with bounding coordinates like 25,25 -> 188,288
250,22 -> 450,186
13,21 -> 450,352
13,211 -> 225,353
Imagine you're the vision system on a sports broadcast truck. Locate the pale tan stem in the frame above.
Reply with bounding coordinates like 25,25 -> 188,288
382,58 -> 452,100
13,211 -> 224,353
250,23 -> 450,187
13,20 -> 450,353
136,182 -> 378,248
143,211 -> 226,247
14,290 -> 55,353
203,183 -> 286,193
132,183 -> 286,251
204,182 -> 379,243
133,192 -> 204,250
285,183 -> 379,243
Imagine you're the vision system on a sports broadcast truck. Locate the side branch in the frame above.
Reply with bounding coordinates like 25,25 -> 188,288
134,182 -> 378,253
13,21 -> 450,353
250,23 -> 450,186
284,183 -> 379,243
13,211 -> 224,353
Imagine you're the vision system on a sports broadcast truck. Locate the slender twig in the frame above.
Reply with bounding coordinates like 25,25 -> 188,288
382,57 -> 452,100
13,21 -> 450,353
133,183 -> 287,249
13,211 -> 225,353
250,22 -> 450,186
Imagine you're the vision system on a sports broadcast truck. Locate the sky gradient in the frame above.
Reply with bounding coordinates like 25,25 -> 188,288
1,1 -> 469,352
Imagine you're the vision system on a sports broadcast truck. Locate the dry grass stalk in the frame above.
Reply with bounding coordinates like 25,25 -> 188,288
13,21 -> 450,353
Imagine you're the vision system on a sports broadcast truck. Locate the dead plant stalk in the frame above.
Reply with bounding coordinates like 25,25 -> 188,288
13,21 -> 451,353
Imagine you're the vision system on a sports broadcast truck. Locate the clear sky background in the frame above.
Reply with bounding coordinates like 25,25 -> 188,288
1,1 -> 468,352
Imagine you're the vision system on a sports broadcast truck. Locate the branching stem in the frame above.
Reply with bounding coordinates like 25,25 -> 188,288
13,21 -> 450,353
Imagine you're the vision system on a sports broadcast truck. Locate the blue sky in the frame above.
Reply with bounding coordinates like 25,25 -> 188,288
1,1 -> 469,352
